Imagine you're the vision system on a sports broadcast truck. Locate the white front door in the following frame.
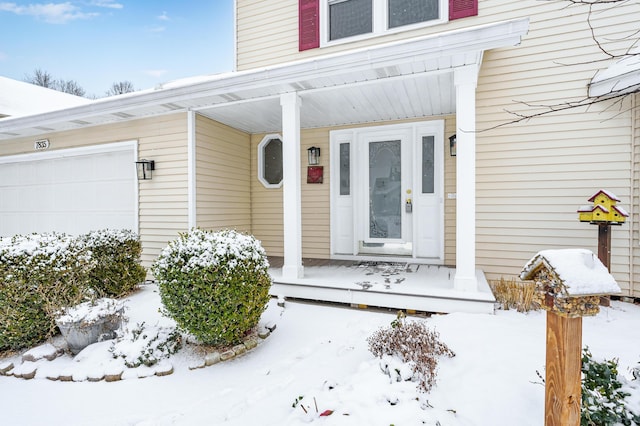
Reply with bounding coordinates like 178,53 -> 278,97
330,121 -> 444,261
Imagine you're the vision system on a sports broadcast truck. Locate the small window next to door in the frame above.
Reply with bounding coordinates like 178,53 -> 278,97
339,142 -> 350,195
258,135 -> 283,188
421,135 -> 435,194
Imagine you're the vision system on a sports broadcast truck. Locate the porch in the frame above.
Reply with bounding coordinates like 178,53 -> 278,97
268,257 -> 496,314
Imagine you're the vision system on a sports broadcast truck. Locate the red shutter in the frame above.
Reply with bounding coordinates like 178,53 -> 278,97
299,0 -> 320,51
449,0 -> 478,20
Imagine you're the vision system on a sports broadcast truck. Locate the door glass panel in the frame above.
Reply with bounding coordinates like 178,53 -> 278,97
421,135 -> 434,194
369,140 -> 401,239
339,142 -> 350,195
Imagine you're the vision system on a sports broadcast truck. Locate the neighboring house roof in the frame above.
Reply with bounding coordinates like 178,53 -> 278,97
0,18 -> 528,141
589,47 -> 640,97
0,76 -> 92,118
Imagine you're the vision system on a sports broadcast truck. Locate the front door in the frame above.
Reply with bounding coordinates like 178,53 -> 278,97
330,121 -> 444,260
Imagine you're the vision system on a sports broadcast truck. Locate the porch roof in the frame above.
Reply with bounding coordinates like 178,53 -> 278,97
0,18 -> 528,140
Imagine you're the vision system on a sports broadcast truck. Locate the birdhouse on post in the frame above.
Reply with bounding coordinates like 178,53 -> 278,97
521,249 -> 621,426
577,190 -> 628,273
577,190 -> 628,224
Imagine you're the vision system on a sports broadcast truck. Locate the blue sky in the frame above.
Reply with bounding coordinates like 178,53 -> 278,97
0,1 -> 234,97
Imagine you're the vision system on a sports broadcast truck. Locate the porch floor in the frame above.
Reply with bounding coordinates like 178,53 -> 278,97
267,258 -> 496,314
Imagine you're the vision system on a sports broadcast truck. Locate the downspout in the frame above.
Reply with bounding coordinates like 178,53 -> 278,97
187,110 -> 196,229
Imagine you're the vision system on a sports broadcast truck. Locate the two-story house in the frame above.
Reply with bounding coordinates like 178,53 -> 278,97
1,0 -> 638,313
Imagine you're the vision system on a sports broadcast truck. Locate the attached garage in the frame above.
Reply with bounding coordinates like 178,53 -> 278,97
0,141 -> 137,237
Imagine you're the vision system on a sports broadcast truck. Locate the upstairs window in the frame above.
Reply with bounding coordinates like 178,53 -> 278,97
299,0 -> 478,51
326,0 -> 445,43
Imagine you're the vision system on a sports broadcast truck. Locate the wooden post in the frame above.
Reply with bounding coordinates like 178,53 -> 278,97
597,223 -> 611,271
545,311 -> 582,426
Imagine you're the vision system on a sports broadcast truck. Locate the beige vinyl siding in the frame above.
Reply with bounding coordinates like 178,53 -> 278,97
195,115 -> 251,233
632,93 -> 640,298
443,116 -> 456,266
0,114 -> 189,267
475,3 -> 637,294
250,133 -> 284,256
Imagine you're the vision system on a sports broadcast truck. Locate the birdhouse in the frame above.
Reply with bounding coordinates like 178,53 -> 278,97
520,249 -> 621,317
577,189 -> 628,224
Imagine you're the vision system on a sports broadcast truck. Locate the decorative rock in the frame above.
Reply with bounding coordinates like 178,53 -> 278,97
59,374 -> 74,382
12,361 -> 38,380
0,361 -> 14,375
243,338 -> 258,351
87,370 -> 105,382
188,359 -> 206,370
155,361 -> 174,377
265,321 -> 277,332
46,374 -> 59,381
258,329 -> 271,339
205,352 -> 221,366
22,343 -> 60,363
233,344 -> 246,356
220,349 -> 235,361
104,372 -> 122,382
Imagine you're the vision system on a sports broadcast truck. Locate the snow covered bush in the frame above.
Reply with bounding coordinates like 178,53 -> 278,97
581,347 -> 640,426
0,233 -> 92,350
77,229 -> 147,297
367,312 -> 455,393
110,322 -> 181,368
151,229 -> 272,346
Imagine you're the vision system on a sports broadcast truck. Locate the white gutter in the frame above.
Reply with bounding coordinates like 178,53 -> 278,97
0,18 -> 529,136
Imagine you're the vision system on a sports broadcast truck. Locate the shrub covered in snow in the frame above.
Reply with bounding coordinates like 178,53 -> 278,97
110,322 -> 182,368
581,347 -> 640,426
77,229 -> 147,297
0,233 -> 92,350
151,229 -> 272,346
367,312 -> 455,393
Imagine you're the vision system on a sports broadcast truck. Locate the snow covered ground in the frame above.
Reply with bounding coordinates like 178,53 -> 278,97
0,283 -> 638,426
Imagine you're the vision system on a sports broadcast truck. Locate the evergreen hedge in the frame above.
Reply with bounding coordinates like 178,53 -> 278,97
151,229 -> 272,347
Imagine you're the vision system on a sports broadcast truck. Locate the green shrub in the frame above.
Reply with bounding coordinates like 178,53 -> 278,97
581,347 -> 640,426
0,233 -> 91,350
367,312 -> 455,393
78,229 -> 147,297
151,229 -> 272,347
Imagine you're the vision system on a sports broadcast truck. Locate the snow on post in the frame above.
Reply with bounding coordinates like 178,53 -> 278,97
520,249 -> 621,317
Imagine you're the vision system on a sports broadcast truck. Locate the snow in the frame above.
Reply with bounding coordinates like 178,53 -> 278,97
521,248 -> 621,296
56,298 -> 124,325
1,283 -> 638,425
0,76 -> 91,118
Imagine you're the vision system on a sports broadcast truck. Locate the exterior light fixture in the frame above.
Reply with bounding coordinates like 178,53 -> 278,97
136,159 -> 155,180
449,134 -> 457,157
307,146 -> 321,165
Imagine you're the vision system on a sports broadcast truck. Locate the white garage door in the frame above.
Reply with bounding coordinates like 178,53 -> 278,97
0,141 -> 137,237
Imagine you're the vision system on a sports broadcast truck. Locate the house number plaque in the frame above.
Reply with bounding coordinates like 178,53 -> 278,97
34,139 -> 50,150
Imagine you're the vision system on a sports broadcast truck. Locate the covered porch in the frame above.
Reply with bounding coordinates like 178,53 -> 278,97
267,257 -> 495,314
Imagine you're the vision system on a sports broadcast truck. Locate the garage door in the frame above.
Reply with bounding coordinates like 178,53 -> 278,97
0,141 -> 137,237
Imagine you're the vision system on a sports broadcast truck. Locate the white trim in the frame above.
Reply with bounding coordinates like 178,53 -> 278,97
257,134 -> 284,189
321,0 -> 448,48
453,64 -> 478,291
187,110 -> 197,229
0,140 -> 136,164
280,93 -> 304,279
330,121 -> 444,261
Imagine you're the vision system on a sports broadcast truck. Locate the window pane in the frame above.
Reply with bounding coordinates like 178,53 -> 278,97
330,0 -> 373,40
263,138 -> 283,185
339,143 -> 350,195
388,0 -> 439,29
369,140 -> 401,239
422,135 -> 434,194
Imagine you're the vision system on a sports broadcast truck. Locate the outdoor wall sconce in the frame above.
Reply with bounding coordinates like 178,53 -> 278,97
136,159 -> 155,180
307,146 -> 321,165
449,134 -> 457,157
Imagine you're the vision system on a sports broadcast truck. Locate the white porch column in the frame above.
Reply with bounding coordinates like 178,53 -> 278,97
280,92 -> 304,279
454,65 -> 479,292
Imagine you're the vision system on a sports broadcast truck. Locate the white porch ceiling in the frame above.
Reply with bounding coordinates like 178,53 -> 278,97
0,18 -> 529,140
